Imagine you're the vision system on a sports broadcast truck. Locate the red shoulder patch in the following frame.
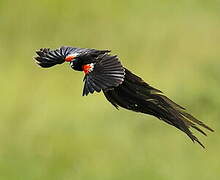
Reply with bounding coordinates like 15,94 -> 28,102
82,64 -> 94,74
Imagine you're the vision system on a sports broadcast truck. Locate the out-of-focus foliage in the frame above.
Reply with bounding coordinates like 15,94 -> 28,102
0,0 -> 219,179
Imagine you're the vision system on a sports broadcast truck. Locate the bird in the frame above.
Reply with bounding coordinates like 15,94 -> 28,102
34,46 -> 214,148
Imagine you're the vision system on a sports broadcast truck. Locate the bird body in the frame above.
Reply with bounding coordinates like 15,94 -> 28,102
35,46 -> 213,148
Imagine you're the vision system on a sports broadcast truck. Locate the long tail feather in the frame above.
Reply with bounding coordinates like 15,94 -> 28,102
103,68 -> 213,148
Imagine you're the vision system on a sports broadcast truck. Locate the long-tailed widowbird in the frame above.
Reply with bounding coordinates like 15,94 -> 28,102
34,46 -> 214,148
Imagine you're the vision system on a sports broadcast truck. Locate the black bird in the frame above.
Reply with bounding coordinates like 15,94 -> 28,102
34,46 -> 214,148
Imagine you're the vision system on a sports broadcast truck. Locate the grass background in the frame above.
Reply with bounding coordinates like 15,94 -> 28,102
0,0 -> 219,179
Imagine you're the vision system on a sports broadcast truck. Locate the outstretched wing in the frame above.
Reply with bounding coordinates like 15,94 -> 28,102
34,46 -> 74,68
83,54 -> 125,96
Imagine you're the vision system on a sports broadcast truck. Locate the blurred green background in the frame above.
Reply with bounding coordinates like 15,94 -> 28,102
0,0 -> 219,179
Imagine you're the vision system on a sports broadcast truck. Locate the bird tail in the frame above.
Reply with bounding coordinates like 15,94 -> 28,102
103,68 -> 214,148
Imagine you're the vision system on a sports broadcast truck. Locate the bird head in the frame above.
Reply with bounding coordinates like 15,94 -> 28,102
64,52 -> 83,71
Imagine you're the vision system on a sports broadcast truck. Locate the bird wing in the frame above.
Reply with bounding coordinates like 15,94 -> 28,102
82,54 -> 125,96
34,46 -> 75,68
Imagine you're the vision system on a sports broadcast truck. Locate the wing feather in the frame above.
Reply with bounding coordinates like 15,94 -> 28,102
34,46 -> 75,68
83,54 -> 125,96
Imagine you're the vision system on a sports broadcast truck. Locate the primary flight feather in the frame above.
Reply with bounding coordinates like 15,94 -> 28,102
34,46 -> 214,148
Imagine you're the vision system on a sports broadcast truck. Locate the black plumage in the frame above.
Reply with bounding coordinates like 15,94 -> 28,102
34,46 -> 214,148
